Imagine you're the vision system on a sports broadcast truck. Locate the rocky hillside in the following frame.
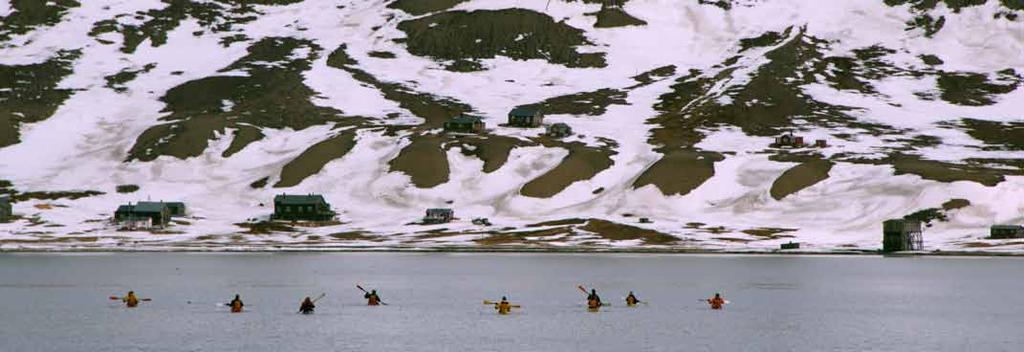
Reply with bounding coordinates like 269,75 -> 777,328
1,0 -> 1022,251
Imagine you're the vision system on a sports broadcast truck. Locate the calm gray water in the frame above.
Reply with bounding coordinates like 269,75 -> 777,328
0,253 -> 1022,351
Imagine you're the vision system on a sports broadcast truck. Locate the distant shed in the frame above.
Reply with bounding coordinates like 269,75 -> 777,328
990,225 -> 1024,239
0,195 -> 11,223
882,219 -> 923,252
546,123 -> 572,138
162,202 -> 187,216
507,106 -> 544,127
424,208 -> 454,224
443,115 -> 485,133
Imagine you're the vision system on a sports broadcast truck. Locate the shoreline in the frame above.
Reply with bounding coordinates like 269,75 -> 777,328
2,245 -> 1024,257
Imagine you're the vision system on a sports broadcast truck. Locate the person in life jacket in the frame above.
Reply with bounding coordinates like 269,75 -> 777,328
587,289 -> 602,309
299,296 -> 316,314
364,289 -> 381,306
625,291 -> 640,306
229,294 -> 244,313
123,291 -> 139,308
707,293 -> 725,310
495,296 -> 512,315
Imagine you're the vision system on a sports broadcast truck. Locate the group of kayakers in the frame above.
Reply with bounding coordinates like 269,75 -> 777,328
111,287 -> 727,313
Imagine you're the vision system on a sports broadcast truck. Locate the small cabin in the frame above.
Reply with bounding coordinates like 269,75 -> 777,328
546,123 -> 572,138
424,208 -> 454,224
780,242 -> 800,250
114,202 -> 172,229
507,106 -> 544,127
773,133 -> 804,148
990,225 -> 1024,239
638,217 -> 652,224
443,115 -> 485,133
0,195 -> 11,223
813,139 -> 827,148
882,219 -> 923,252
162,202 -> 186,216
273,194 -> 335,221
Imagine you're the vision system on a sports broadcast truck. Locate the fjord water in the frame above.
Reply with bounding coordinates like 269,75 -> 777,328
0,253 -> 1021,351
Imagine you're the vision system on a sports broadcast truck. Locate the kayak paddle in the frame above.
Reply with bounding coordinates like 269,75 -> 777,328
312,292 -> 326,303
109,296 -> 151,302
297,293 -> 325,314
356,285 -> 388,305
483,300 -> 521,308
578,285 -> 609,307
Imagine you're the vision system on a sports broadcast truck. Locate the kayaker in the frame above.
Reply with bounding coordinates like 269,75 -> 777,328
299,296 -> 316,314
707,293 -> 725,310
495,296 -> 512,315
587,289 -> 602,309
228,294 -> 244,313
123,291 -> 139,308
364,289 -> 382,306
625,291 -> 639,306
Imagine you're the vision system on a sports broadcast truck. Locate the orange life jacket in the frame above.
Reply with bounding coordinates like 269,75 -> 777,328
231,300 -> 243,313
497,302 -> 511,314
367,295 -> 380,306
709,297 -> 725,310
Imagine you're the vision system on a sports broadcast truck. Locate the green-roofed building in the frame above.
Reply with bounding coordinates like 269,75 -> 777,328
162,202 -> 186,216
424,208 -> 454,224
507,106 -> 544,127
273,194 -> 335,221
0,196 -> 11,223
114,202 -> 172,228
990,225 -> 1024,239
443,115 -> 485,133
882,219 -> 923,252
546,122 -> 572,138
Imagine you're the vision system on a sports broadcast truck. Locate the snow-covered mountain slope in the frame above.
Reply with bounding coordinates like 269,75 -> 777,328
1,0 -> 1022,251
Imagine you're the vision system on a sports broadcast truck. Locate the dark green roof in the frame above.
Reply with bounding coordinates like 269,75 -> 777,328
275,194 -> 328,205
449,115 -> 483,124
509,106 -> 541,117
991,224 -> 1023,229
115,202 -> 168,214
135,202 -> 171,213
0,195 -> 9,204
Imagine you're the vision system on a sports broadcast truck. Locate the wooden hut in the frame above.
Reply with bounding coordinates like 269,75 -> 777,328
273,194 -> 335,221
882,219 -> 923,252
114,202 -> 172,229
162,202 -> 186,216
773,132 -> 805,148
990,225 -> 1024,239
780,242 -> 800,250
507,106 -> 544,127
424,208 -> 454,224
0,195 -> 11,223
443,115 -> 485,133
546,123 -> 572,138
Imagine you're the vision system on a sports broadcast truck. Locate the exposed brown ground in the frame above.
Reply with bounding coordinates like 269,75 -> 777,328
389,135 -> 450,188
275,130 -> 358,187
579,219 -> 678,245
520,141 -> 615,198
769,158 -> 834,200
633,150 -> 722,195
741,227 -> 797,239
